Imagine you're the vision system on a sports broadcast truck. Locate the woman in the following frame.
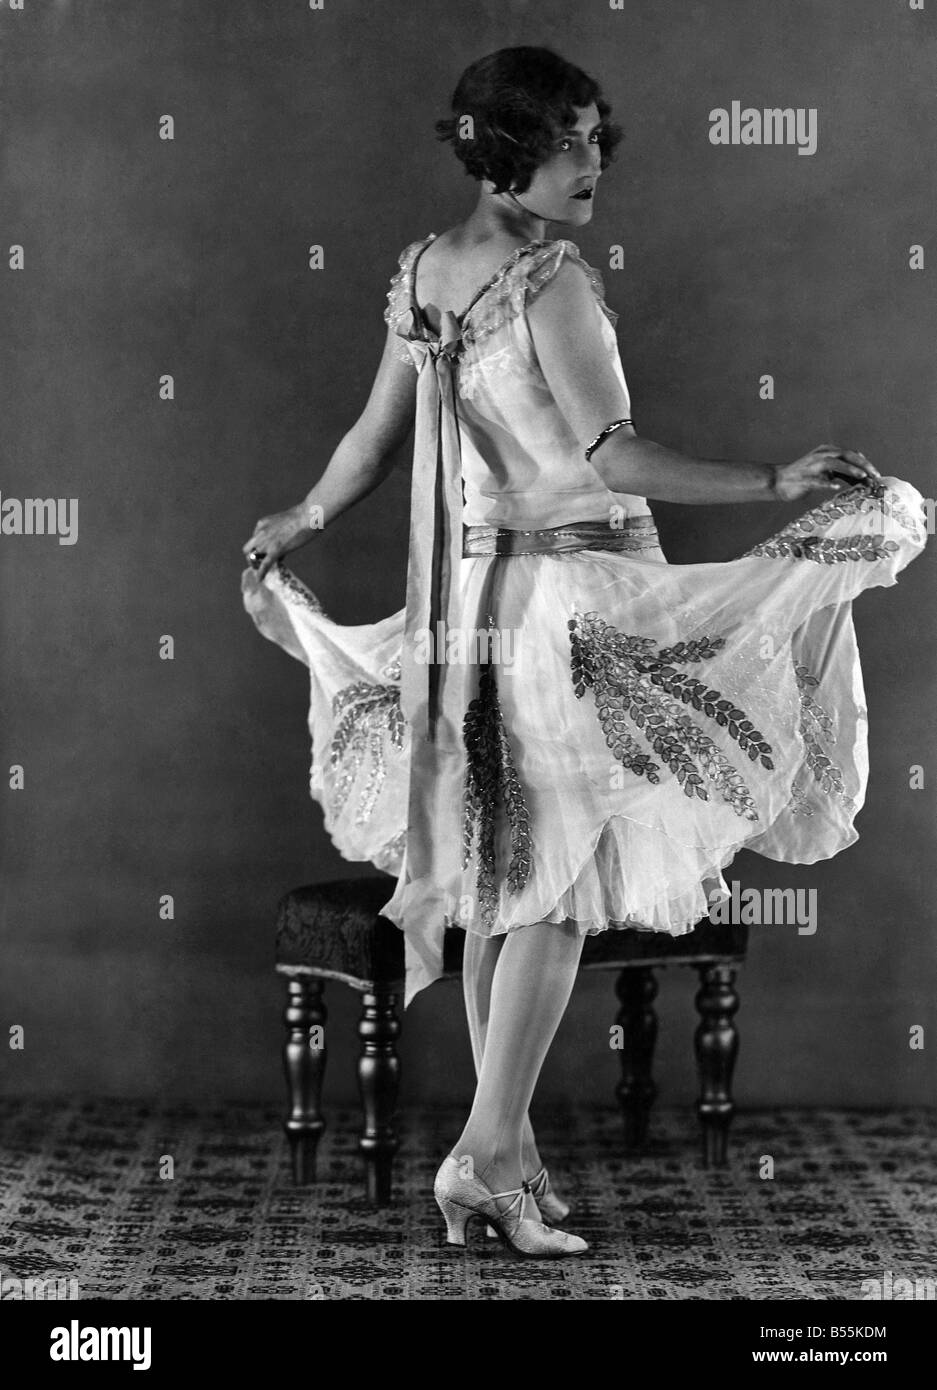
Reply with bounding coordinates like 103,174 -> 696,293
242,47 -> 926,1258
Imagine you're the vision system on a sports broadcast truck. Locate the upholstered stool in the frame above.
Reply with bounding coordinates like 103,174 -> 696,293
276,875 -> 748,1204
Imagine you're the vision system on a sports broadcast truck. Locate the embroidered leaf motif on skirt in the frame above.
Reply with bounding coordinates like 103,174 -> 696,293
329,680 -> 405,825
792,661 -> 852,806
740,480 -> 921,562
568,611 -> 774,821
462,656 -> 532,930
787,779 -> 815,817
275,563 -> 328,615
743,533 -> 900,563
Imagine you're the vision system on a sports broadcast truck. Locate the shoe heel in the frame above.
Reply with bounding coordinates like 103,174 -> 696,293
436,1195 -> 470,1247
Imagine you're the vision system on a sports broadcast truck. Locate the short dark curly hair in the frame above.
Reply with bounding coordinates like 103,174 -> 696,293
435,47 -> 623,195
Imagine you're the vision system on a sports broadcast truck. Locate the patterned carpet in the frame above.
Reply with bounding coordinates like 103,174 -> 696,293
0,1099 -> 933,1301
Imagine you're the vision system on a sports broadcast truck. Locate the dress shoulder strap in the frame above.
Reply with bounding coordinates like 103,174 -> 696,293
383,235 -> 436,330
463,239 -> 618,348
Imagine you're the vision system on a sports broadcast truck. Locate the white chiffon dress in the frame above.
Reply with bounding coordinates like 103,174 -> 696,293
242,233 -> 928,1006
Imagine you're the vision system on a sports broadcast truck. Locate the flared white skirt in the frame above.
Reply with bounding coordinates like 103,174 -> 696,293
242,477 -> 927,1001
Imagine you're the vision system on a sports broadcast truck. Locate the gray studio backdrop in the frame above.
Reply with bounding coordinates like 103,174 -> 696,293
2,0 -> 934,1110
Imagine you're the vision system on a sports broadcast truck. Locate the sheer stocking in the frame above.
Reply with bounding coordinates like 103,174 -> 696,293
454,919 -> 585,1205
461,929 -> 543,1175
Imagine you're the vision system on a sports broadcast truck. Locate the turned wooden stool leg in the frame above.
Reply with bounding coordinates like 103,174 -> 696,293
357,989 -> 401,1205
282,976 -> 327,1185
614,966 -> 659,1149
694,963 -> 740,1168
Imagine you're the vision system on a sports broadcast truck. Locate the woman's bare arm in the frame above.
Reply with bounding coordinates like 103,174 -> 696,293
297,324 -> 418,525
527,260 -> 878,504
243,324 -> 417,576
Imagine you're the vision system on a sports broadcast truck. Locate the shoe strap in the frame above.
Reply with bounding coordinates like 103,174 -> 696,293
527,1166 -> 548,1197
485,1181 -> 530,1220
446,1156 -> 532,1220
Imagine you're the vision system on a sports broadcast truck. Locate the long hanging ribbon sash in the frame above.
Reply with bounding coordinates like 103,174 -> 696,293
397,307 -> 466,745
385,307 -> 473,1002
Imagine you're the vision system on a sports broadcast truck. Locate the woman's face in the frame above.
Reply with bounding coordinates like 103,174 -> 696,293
510,102 -> 605,225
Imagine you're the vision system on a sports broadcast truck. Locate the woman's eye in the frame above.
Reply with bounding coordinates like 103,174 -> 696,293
556,129 -> 603,152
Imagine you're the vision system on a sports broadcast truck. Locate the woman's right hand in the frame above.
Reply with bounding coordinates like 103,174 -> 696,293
242,502 -> 320,581
773,445 -> 882,503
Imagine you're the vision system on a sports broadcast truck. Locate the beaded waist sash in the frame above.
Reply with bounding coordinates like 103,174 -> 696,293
462,515 -> 661,557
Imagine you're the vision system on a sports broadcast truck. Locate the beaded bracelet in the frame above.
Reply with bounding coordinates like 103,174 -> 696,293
584,417 -> 634,462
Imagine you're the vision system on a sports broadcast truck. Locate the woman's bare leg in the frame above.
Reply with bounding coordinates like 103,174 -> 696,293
454,918 -> 585,1206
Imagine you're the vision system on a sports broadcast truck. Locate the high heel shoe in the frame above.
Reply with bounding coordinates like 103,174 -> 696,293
485,1164 -> 570,1237
434,1155 -> 587,1259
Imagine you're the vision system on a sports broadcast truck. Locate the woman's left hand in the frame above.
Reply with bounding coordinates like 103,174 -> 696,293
242,504 -> 319,581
